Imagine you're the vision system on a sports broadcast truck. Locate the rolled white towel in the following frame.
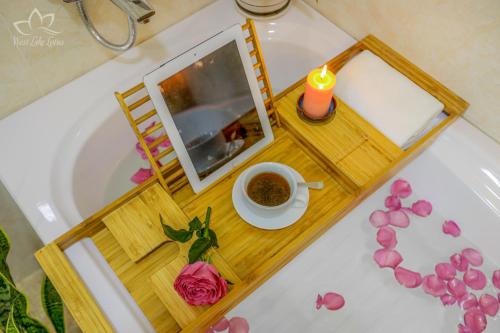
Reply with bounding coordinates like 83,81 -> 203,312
335,50 -> 444,148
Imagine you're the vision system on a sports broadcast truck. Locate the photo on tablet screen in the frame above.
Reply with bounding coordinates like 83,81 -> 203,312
157,40 -> 265,180
144,24 -> 273,193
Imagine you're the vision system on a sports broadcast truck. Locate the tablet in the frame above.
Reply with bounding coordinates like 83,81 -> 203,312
144,24 -> 274,193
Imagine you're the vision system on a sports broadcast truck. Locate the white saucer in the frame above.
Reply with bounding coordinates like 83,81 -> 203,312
232,165 -> 309,230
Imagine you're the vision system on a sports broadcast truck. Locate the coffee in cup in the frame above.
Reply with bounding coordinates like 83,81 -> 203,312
246,172 -> 291,207
241,162 -> 303,211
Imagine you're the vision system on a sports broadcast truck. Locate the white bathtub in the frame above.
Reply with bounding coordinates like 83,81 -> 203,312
1,0 -> 499,332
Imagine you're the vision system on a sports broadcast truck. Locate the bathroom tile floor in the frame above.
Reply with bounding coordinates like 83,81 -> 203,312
0,181 -> 80,332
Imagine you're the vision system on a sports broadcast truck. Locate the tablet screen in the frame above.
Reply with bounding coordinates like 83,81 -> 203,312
158,40 -> 265,179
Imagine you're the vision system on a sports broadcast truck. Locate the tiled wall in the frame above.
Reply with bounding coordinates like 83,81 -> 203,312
0,0 -> 214,120
305,0 -> 500,143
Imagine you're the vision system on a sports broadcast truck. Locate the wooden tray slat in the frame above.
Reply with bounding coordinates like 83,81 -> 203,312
181,133 -> 352,278
102,189 -> 168,262
276,85 -> 397,188
337,140 -> 393,186
92,229 -> 181,333
101,183 -> 190,262
36,244 -> 114,333
135,109 -> 157,125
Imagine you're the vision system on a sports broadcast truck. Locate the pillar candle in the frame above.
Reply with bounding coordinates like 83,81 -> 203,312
303,65 -> 336,119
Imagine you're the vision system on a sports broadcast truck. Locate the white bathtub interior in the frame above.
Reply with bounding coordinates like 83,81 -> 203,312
71,110 -> 138,219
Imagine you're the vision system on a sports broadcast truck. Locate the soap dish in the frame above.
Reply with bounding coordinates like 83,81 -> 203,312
296,93 -> 336,124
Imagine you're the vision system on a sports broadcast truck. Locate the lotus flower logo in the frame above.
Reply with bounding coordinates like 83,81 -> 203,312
13,8 -> 60,36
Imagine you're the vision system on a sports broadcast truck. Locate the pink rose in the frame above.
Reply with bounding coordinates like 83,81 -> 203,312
174,261 -> 228,306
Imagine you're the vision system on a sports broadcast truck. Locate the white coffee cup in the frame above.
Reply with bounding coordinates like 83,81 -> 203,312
241,162 -> 306,211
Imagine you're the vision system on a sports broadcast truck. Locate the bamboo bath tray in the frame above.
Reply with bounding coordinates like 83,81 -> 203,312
36,22 -> 468,333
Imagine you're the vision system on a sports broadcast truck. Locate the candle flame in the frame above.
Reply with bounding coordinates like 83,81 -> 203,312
320,65 -> 327,79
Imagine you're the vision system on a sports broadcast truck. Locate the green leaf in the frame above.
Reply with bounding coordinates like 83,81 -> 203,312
0,272 -> 49,333
0,227 -> 14,285
188,217 -> 202,232
188,238 -> 211,264
195,229 -> 203,238
41,276 -> 65,333
162,225 -> 192,243
204,207 -> 212,227
203,207 -> 212,238
208,229 -> 219,248
6,306 -> 20,333
160,215 -> 192,243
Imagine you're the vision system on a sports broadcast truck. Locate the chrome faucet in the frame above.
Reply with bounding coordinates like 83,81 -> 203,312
110,0 -> 155,23
73,0 -> 155,51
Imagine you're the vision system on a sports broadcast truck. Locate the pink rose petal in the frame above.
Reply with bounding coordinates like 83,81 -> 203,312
479,294 -> 499,317
463,309 -> 487,333
411,200 -> 432,217
205,328 -> 215,333
390,179 -> 412,198
376,226 -> 397,249
135,141 -> 147,160
130,168 -> 153,184
422,274 -> 447,297
135,136 -> 159,160
145,122 -> 171,147
159,138 -> 171,148
316,292 -> 345,311
228,317 -> 249,333
492,270 -> 500,289
394,267 -> 422,288
388,210 -> 410,228
400,207 -> 413,215
174,262 -> 228,306
447,279 -> 467,299
213,317 -> 230,332
373,249 -> 403,269
436,263 -> 457,281
369,210 -> 389,228
458,323 -> 473,333
460,294 -> 479,311
315,294 -> 322,310
464,269 -> 487,291
442,220 -> 461,237
450,253 -> 469,272
135,122 -> 171,160
145,121 -> 156,130
440,294 -> 456,306
461,248 -> 483,267
384,195 -> 401,210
